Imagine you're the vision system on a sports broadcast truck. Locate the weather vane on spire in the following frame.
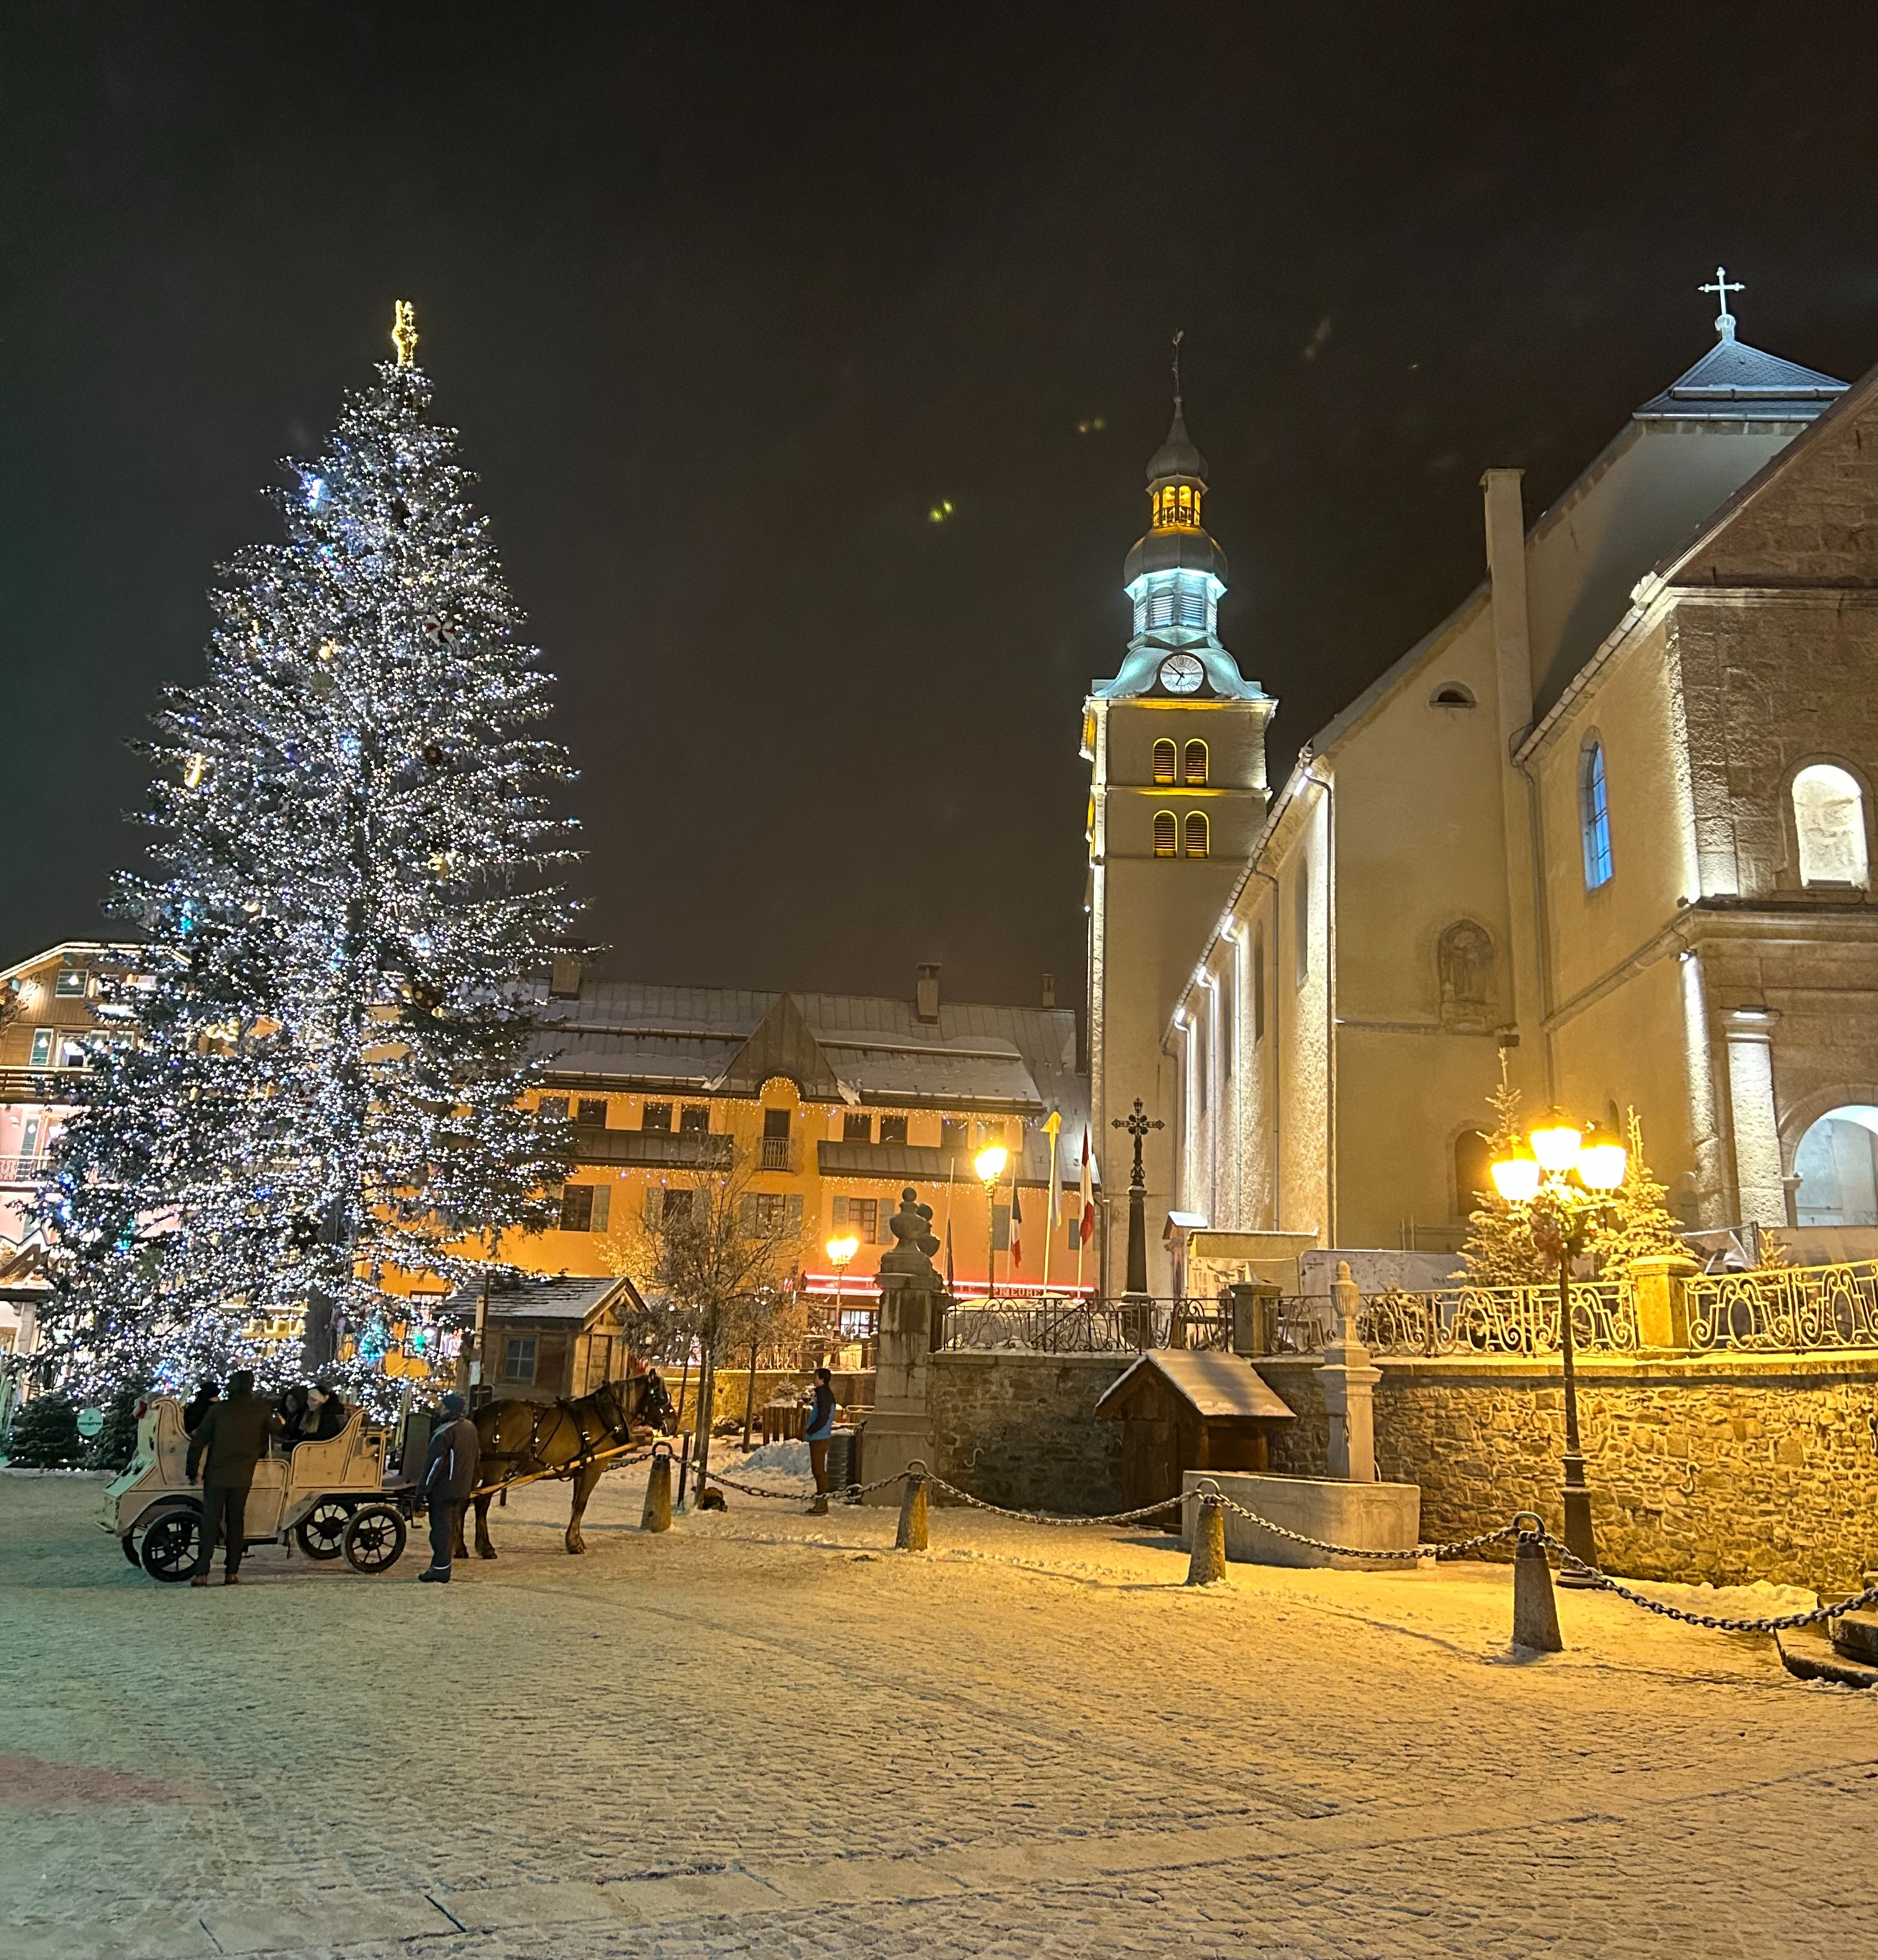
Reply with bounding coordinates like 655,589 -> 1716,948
1171,328 -> 1185,414
391,299 -> 419,367
1700,266 -> 1744,342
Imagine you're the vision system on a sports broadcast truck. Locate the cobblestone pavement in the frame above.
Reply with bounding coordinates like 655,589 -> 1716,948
3,1463 -> 1876,1958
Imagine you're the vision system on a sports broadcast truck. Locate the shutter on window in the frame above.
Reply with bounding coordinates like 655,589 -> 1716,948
591,1184 -> 610,1232
786,1194 -> 803,1237
832,1194 -> 848,1230
643,1186 -> 659,1225
992,1204 -> 1010,1251
740,1194 -> 758,1233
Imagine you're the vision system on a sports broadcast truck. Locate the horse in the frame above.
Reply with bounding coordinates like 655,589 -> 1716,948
451,1367 -> 676,1558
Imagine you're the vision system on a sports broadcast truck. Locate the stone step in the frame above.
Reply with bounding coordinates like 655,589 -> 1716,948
1830,1608 -> 1878,1667
1777,1625 -> 1878,1690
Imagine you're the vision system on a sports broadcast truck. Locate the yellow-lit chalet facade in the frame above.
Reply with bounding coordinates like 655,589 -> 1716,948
509,966 -> 1094,1309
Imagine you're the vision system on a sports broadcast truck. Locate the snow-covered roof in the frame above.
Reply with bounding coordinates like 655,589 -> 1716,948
1095,1350 -> 1295,1422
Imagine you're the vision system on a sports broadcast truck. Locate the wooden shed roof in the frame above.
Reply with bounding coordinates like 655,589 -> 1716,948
1094,1351 -> 1295,1422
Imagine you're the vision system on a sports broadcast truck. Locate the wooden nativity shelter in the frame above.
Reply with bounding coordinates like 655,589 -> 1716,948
448,1273 -> 645,1405
1096,1350 -> 1295,1522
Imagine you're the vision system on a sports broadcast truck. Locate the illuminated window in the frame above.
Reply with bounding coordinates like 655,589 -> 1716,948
54,966 -> 86,997
679,1104 -> 710,1134
1154,483 -> 1202,530
1793,763 -> 1869,887
832,1194 -> 880,1241
29,1028 -> 52,1068
641,1101 -> 673,1133
576,1097 -> 607,1127
1183,739 -> 1207,785
1153,811 -> 1177,858
1152,740 -> 1177,784
1581,738 -> 1613,890
1184,812 -> 1209,858
879,1114 -> 908,1144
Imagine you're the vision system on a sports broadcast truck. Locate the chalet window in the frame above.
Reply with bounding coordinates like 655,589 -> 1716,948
576,1097 -> 607,1127
879,1114 -> 908,1145
54,966 -> 86,997
501,1337 -> 537,1385
1183,739 -> 1207,785
1792,763 -> 1869,888
29,1028 -> 52,1067
1152,739 -> 1177,786
1184,812 -> 1209,858
641,1102 -> 673,1132
843,1112 -> 873,1142
1581,738 -> 1613,890
538,1094 -> 569,1120
679,1104 -> 711,1134
1153,811 -> 1177,858
832,1194 -> 879,1241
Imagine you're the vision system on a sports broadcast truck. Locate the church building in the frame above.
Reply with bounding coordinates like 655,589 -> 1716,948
1090,284 -> 1878,1291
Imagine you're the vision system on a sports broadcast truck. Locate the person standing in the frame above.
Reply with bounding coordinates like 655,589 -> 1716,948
419,1391 -> 481,1582
185,1369 -> 283,1586
805,1366 -> 836,1515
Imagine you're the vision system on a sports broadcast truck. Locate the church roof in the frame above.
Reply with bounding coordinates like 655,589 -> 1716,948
1634,335 -> 1847,422
1145,406 -> 1208,484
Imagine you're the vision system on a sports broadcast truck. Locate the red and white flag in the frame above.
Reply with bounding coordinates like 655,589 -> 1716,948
1009,1179 -> 1023,1272
1079,1128 -> 1096,1246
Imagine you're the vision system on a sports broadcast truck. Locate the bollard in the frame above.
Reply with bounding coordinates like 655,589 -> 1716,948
640,1444 -> 674,1533
1186,1485 -> 1228,1586
1511,1515 -> 1564,1653
896,1463 -> 929,1552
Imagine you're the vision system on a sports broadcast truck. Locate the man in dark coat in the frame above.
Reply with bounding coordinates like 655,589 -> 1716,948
185,1369 -> 283,1586
419,1391 -> 481,1582
181,1377 -> 220,1436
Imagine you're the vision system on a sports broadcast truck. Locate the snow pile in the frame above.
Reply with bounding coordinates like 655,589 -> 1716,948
1617,1576 -> 1818,1622
732,1439 -> 813,1479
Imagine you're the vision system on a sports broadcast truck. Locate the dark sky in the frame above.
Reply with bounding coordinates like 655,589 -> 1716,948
7,6 -> 1878,1012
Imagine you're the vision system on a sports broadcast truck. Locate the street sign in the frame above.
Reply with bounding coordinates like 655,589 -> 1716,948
75,1407 -> 104,1439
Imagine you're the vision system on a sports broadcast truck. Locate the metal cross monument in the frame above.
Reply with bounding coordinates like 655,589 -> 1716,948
1112,1097 -> 1164,1299
1112,1097 -> 1164,1191
1700,266 -> 1744,342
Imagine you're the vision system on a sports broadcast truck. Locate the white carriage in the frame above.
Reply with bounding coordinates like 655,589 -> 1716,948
102,1394 -> 414,1581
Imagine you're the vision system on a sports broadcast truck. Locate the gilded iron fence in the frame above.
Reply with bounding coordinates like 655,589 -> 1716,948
1685,1261 -> 1878,1352
938,1299 -> 1230,1354
1359,1280 -> 1640,1357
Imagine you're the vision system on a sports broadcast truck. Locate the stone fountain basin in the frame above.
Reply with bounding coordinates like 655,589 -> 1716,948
1180,1471 -> 1423,1570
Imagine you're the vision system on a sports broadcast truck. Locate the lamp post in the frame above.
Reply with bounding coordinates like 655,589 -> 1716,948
974,1143 -> 1008,1301
825,1233 -> 859,1344
1490,1113 -> 1627,1580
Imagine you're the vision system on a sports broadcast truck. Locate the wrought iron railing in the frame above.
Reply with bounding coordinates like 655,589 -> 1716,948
0,1153 -> 50,1185
938,1298 -> 1230,1354
758,1135 -> 800,1173
1686,1262 -> 1878,1352
1359,1281 -> 1640,1357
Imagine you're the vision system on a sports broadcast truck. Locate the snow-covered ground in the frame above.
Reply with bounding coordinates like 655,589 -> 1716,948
2,1461 -> 1874,1958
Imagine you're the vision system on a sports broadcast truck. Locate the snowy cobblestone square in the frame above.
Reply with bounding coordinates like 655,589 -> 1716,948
2,1459 -> 1875,1958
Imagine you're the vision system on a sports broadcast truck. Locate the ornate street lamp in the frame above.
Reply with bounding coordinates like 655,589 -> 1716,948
825,1233 -> 860,1337
974,1143 -> 1008,1301
1491,1113 -> 1626,1579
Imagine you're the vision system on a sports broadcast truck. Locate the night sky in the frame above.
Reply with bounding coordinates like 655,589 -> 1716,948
8,6 -> 1878,1012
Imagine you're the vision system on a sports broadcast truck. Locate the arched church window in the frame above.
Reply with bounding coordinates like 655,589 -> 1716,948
1183,739 -> 1208,785
1454,1130 -> 1494,1215
1153,811 -> 1177,858
1152,740 -> 1177,785
1184,812 -> 1209,858
1580,737 -> 1613,890
1792,763 -> 1869,888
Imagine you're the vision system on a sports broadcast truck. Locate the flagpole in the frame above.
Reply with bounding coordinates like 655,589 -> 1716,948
1042,1110 -> 1061,1297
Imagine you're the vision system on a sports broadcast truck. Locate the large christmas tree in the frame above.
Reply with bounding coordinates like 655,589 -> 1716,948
37,304 -> 578,1406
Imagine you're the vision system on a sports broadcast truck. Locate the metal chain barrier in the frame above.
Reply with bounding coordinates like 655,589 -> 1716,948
701,1466 -> 910,1504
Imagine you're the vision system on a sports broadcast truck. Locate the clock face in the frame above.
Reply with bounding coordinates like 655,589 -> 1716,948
1158,653 -> 1205,695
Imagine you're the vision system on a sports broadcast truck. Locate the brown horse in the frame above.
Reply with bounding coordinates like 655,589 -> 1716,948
451,1369 -> 676,1558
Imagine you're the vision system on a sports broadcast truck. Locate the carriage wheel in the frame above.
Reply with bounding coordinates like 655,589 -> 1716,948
121,1530 -> 142,1566
342,1504 -> 406,1574
140,1509 -> 201,1583
294,1499 -> 351,1561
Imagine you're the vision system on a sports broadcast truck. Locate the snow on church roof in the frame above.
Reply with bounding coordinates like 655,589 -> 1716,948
1634,335 -> 1846,422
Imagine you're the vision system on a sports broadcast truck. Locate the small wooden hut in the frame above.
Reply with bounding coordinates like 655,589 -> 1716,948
1096,1351 -> 1295,1520
448,1273 -> 645,1405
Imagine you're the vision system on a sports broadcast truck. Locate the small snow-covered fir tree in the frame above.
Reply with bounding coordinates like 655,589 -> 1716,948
37,304 -> 578,1407
1457,1055 -> 1552,1286
1586,1107 -> 1687,1274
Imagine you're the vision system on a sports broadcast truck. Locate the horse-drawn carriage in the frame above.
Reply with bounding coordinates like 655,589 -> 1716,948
103,1394 -> 414,1581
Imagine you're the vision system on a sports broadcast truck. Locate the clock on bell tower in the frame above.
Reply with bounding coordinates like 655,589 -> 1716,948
1082,353 -> 1276,1293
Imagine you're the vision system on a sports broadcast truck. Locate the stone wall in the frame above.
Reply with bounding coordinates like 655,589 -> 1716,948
927,1353 -> 1127,1514
1260,1351 -> 1878,1592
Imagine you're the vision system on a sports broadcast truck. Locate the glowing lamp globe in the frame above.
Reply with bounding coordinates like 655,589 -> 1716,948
1528,1119 -> 1584,1176
825,1235 -> 860,1268
974,1143 -> 1009,1186
1576,1132 -> 1628,1191
1490,1152 -> 1543,1204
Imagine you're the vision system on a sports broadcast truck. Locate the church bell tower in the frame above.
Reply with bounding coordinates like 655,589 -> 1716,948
1083,353 -> 1275,1292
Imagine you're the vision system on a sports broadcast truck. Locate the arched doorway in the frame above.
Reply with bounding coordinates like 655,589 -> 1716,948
1791,1106 -> 1878,1225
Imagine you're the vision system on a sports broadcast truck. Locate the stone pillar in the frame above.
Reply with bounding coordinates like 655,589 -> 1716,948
1628,1254 -> 1699,1351
1228,1281 -> 1281,1357
1725,1015 -> 1787,1228
1317,1260 -> 1381,1482
863,1187 -> 944,1505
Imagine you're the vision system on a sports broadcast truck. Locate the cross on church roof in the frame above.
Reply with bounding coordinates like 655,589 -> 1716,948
1700,266 -> 1744,342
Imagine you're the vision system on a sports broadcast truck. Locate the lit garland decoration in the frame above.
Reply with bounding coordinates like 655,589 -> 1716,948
33,303 -> 581,1410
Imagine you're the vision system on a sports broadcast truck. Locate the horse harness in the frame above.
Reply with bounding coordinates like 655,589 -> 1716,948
476,1379 -> 638,1491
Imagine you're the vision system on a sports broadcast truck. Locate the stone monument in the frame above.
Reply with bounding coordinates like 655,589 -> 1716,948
862,1187 -> 946,1505
1319,1259 -> 1381,1481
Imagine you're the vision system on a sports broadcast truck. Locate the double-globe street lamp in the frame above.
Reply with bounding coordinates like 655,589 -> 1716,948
1489,1113 -> 1627,1579
974,1143 -> 1008,1301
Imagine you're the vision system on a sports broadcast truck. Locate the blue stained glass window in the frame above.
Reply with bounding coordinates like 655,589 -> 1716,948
1581,740 -> 1613,889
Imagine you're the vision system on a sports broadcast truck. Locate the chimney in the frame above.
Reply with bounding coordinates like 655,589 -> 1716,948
549,954 -> 583,1000
1041,973 -> 1056,1010
915,962 -> 941,1024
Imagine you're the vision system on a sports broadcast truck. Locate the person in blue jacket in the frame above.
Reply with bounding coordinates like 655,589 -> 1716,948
805,1367 -> 836,1515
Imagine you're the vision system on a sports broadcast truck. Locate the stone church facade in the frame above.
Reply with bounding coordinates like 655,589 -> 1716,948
1089,307 -> 1878,1289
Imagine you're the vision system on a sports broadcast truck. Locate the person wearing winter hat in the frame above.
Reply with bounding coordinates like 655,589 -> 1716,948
419,1392 -> 481,1582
